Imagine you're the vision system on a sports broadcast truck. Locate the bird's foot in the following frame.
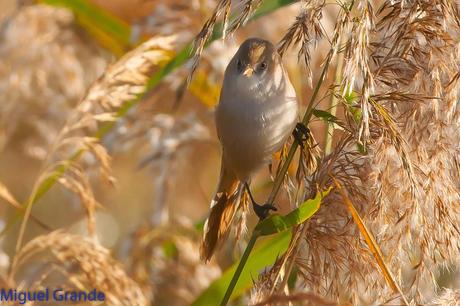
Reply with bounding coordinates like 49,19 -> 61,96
244,182 -> 277,220
293,123 -> 310,149
253,203 -> 277,220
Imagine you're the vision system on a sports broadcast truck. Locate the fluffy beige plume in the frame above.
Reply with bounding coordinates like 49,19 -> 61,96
11,231 -> 148,306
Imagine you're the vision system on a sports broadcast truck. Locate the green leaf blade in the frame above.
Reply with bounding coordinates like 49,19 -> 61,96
255,188 -> 331,236
313,109 -> 339,123
191,232 -> 291,306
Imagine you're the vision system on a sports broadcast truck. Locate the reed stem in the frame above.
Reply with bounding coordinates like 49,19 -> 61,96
220,233 -> 259,306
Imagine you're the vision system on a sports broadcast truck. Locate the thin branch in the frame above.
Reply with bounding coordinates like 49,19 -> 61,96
221,232 -> 259,306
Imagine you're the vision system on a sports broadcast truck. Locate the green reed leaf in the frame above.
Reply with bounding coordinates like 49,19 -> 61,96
254,188 -> 331,236
191,231 -> 291,306
313,109 -> 340,124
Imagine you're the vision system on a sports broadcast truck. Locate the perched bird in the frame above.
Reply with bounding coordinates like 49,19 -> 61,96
200,38 -> 304,261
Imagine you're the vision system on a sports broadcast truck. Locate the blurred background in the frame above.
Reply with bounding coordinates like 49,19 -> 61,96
0,0 -> 328,248
1,0 -> 459,305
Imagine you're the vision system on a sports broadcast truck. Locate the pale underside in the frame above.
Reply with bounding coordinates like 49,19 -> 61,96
216,63 -> 298,181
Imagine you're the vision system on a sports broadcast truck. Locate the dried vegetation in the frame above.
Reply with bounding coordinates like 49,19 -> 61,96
0,0 -> 459,305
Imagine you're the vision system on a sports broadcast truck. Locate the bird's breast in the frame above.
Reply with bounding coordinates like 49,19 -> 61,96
216,81 -> 298,179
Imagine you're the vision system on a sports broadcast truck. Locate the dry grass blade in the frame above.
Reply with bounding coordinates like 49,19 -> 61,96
0,181 -> 21,209
0,181 -> 51,231
332,177 -> 409,305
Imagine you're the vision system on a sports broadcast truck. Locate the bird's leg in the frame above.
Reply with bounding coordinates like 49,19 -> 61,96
244,182 -> 277,220
292,122 -> 310,149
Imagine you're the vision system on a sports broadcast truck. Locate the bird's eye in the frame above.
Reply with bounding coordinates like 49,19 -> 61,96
259,61 -> 267,71
237,59 -> 243,71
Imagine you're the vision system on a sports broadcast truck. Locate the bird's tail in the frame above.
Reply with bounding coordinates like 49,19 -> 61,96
200,162 -> 243,261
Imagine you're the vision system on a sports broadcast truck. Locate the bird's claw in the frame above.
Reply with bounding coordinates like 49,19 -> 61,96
245,182 -> 277,220
293,123 -> 310,148
253,203 -> 277,220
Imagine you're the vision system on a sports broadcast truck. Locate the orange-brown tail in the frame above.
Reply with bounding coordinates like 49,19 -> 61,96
200,162 -> 243,261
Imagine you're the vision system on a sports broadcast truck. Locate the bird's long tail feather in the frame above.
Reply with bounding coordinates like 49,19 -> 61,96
200,163 -> 243,261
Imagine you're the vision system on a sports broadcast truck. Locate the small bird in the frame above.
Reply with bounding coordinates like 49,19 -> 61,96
200,38 -> 304,261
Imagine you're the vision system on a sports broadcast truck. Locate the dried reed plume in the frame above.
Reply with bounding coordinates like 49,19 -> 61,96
248,0 -> 460,304
0,5 -> 108,156
189,0 -> 266,83
362,0 -> 460,302
11,231 -> 147,305
278,0 -> 324,86
433,289 -> 460,306
16,33 -> 176,249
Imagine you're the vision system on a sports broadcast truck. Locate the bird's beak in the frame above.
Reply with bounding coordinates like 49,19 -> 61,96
242,67 -> 254,77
